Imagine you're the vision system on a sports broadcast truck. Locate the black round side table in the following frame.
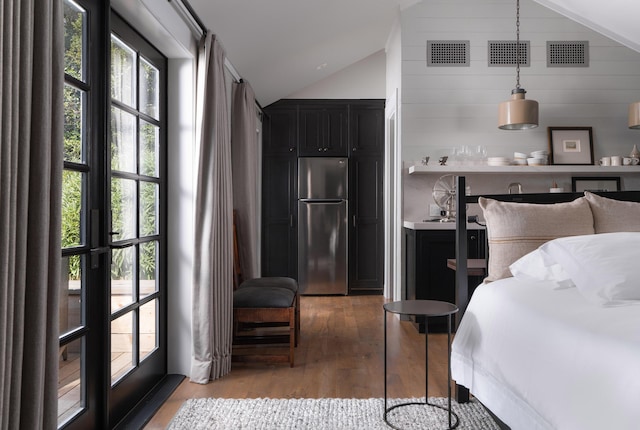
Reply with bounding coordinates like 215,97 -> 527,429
383,300 -> 459,430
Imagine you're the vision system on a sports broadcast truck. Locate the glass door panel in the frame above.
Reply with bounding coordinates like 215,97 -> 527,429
111,107 -> 137,173
139,299 -> 158,361
110,312 -> 135,384
111,247 -> 135,312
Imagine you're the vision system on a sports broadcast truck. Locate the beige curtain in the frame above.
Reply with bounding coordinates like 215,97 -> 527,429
0,0 -> 63,428
231,82 -> 260,280
191,34 -> 234,383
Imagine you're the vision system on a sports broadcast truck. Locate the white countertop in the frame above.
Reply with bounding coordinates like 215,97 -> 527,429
403,220 -> 485,230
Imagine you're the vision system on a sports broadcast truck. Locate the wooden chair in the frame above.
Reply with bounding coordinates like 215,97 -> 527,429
232,211 -> 299,367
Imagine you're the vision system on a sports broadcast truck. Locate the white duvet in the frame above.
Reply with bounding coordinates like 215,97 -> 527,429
451,278 -> 640,430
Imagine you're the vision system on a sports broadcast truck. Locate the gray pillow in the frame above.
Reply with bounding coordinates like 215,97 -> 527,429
584,191 -> 640,233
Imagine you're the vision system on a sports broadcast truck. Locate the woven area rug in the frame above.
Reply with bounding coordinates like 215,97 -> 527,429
167,397 -> 500,429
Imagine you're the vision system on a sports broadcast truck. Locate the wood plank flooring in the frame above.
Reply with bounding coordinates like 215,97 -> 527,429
145,295 -> 455,428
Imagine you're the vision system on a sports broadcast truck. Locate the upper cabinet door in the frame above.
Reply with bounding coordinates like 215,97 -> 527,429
350,102 -> 384,156
264,107 -> 297,154
299,105 -> 348,156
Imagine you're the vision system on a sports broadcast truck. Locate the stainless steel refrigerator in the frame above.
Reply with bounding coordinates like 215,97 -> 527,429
298,157 -> 348,295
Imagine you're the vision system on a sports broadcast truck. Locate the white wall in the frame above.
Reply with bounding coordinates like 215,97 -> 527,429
285,50 -> 386,99
399,0 -> 640,221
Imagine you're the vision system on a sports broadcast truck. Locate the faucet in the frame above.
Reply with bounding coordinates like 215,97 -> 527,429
508,182 -> 523,194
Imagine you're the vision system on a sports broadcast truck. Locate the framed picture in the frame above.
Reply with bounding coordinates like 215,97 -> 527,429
548,127 -> 594,165
571,176 -> 621,192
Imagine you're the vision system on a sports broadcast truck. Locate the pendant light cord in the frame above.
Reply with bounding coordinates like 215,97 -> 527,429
515,0 -> 521,90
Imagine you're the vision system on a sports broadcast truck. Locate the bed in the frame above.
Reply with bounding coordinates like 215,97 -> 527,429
450,176 -> 640,430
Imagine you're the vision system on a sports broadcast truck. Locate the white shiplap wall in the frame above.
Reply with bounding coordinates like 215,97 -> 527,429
400,0 -> 640,221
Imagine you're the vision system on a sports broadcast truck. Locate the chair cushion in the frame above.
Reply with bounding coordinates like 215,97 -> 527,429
238,277 -> 298,293
233,286 -> 295,308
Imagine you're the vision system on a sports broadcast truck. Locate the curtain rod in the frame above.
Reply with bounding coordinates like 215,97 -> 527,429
169,0 -> 244,85
168,0 -> 207,38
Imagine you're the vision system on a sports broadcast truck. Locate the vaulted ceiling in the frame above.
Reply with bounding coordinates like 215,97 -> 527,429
188,0 -> 640,106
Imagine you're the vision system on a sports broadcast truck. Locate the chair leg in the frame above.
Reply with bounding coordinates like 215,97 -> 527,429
289,306 -> 295,367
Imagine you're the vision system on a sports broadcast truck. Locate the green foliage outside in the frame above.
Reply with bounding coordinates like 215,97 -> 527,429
63,3 -> 159,282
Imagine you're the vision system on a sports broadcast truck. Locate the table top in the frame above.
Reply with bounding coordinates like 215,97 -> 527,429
446,258 -> 486,277
384,300 -> 458,317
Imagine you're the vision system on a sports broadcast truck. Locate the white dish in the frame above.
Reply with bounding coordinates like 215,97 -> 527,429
514,152 -> 527,159
531,150 -> 548,157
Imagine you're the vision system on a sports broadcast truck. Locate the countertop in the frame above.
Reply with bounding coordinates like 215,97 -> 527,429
403,220 -> 486,230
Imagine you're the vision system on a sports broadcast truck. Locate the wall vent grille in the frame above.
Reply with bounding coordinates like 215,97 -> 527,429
488,41 -> 530,67
547,41 -> 589,67
426,40 -> 469,67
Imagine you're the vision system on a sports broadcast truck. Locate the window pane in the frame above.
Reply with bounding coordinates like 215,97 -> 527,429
111,35 -> 136,107
111,246 -> 135,312
58,336 -> 85,426
140,120 -> 159,177
139,300 -> 157,362
111,107 -> 136,173
111,312 -> 134,384
60,255 -> 83,336
62,170 -> 84,248
140,58 -> 159,120
111,177 -> 136,241
139,181 -> 158,237
63,0 -> 85,81
64,84 -> 84,163
139,241 -> 157,299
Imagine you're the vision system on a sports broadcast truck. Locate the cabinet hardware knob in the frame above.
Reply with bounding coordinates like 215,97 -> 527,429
289,147 -> 294,152
323,148 -> 328,152
318,148 -> 322,152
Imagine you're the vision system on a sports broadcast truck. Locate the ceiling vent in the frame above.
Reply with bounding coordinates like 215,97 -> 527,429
427,40 -> 469,67
488,41 -> 530,67
547,41 -> 589,67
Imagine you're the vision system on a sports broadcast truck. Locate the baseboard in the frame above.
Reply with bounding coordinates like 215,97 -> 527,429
113,373 -> 185,430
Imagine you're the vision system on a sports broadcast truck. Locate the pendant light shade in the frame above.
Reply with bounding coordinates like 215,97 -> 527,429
498,0 -> 538,130
629,102 -> 640,129
498,88 -> 539,130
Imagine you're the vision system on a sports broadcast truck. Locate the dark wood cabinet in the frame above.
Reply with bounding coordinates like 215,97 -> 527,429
263,106 -> 297,154
348,101 -> 384,294
299,105 -> 348,156
404,228 -> 486,332
261,99 -> 384,294
261,154 -> 297,278
349,103 -> 384,155
261,105 -> 298,278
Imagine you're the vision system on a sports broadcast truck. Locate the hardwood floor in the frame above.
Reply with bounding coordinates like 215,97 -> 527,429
145,295 -> 455,428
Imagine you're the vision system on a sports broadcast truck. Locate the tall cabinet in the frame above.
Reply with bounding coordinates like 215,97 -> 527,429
261,99 -> 384,294
261,105 -> 298,279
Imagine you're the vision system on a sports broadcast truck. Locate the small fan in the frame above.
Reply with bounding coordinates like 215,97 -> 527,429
432,174 -> 457,222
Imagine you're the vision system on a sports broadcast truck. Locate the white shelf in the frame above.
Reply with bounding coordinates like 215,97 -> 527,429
408,165 -> 640,175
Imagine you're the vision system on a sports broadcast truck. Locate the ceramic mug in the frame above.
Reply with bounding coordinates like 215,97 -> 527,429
599,156 -> 611,166
624,157 -> 640,165
611,156 -> 622,166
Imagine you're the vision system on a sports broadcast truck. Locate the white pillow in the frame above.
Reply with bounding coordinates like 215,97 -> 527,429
537,232 -> 640,306
509,248 -> 574,289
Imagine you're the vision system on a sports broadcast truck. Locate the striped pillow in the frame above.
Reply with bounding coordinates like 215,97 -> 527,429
479,197 -> 594,282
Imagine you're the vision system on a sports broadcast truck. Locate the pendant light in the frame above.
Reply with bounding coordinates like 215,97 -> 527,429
498,0 -> 538,130
629,102 -> 640,129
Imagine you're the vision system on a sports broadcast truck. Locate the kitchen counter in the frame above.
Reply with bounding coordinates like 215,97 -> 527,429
403,220 -> 485,230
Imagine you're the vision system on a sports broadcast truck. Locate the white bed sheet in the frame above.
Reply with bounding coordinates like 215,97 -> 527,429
451,277 -> 640,430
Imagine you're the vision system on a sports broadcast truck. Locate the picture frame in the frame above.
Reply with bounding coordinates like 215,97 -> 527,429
571,176 -> 621,192
548,127 -> 594,165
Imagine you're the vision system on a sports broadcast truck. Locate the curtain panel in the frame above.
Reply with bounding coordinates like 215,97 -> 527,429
190,34 -> 234,383
231,82 -> 260,280
0,0 -> 63,428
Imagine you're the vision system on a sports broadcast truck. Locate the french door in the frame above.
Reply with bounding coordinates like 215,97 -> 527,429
59,2 -> 167,428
